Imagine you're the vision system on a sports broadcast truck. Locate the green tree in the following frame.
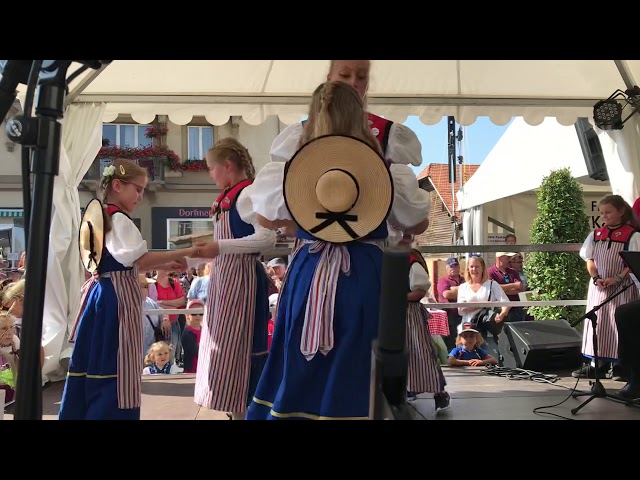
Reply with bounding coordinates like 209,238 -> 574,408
526,168 -> 591,325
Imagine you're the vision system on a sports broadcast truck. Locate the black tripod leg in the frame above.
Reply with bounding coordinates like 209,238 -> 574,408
571,394 -> 597,414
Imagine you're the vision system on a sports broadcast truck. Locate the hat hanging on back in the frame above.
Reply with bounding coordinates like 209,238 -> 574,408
79,198 -> 105,273
283,135 -> 393,244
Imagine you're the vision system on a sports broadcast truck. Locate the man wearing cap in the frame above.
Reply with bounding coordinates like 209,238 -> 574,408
487,252 -> 525,322
437,257 -> 465,351
267,257 -> 287,289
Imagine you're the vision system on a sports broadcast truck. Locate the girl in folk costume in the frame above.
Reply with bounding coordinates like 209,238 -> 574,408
270,60 -> 423,252
245,81 -> 430,420
191,138 -> 276,420
573,194 -> 640,380
404,246 -> 451,413
142,341 -> 180,375
59,159 -> 192,420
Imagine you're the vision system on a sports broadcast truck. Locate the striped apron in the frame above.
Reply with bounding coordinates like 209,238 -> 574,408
406,302 -> 444,394
70,268 -> 143,409
583,238 -> 640,360
194,210 -> 259,413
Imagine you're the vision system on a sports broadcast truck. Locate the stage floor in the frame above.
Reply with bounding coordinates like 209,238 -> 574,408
3,366 -> 639,420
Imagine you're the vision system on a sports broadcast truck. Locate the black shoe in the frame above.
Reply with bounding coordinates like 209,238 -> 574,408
617,382 -> 640,399
611,364 -> 629,382
434,392 -> 451,414
571,364 -> 610,379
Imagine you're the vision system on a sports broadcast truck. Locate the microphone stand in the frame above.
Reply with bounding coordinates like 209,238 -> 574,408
570,280 -> 636,414
8,61 -> 73,420
369,247 -> 415,420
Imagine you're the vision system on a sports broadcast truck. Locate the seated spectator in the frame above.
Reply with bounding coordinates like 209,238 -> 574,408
448,322 -> 498,367
142,341 -> 180,375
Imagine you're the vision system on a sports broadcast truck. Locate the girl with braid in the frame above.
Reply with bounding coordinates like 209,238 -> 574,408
191,138 -> 276,420
245,81 -> 430,420
59,159 -> 192,420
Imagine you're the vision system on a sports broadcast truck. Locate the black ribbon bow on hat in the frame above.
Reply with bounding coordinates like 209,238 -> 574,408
310,212 -> 359,240
87,221 -> 98,270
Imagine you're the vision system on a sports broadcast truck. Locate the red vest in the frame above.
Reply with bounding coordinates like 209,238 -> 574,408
106,204 -> 122,217
211,179 -> 253,218
367,113 -> 394,154
593,224 -> 636,244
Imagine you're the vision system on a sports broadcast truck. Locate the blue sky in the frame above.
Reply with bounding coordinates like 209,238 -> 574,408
403,116 -> 513,176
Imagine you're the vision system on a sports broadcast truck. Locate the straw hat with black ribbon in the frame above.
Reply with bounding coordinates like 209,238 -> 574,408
79,198 -> 105,273
283,135 -> 393,244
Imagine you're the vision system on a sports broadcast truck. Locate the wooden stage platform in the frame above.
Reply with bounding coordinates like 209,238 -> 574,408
4,366 -> 640,421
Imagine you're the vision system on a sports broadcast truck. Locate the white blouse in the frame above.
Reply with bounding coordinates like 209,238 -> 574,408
456,280 -> 509,328
271,122 -> 423,167
216,186 -> 277,255
580,229 -> 640,261
105,213 -> 148,267
249,162 -> 430,231
410,263 -> 431,292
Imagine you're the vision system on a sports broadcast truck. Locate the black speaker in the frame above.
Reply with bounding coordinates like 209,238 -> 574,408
575,117 -> 609,181
496,320 -> 583,372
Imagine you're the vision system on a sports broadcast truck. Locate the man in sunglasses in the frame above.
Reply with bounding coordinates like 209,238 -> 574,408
487,252 -> 526,322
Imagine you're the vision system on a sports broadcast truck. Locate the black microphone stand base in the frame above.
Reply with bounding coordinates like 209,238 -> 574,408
571,377 -> 630,414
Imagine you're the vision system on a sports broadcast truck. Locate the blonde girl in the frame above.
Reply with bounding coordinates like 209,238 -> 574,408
59,158 -> 196,420
574,194 -> 640,380
142,341 -> 179,374
448,323 -> 498,367
191,138 -> 275,420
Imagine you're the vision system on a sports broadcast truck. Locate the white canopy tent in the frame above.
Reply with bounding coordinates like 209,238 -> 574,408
59,60 -> 640,127
457,117 -> 615,246
8,59 -> 640,381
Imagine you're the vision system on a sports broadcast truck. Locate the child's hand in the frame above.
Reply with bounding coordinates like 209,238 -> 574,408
468,359 -> 484,366
192,242 -> 219,259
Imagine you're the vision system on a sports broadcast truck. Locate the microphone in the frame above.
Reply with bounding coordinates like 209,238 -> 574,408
0,60 -> 33,123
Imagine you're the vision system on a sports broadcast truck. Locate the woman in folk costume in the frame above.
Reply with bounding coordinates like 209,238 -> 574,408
270,60 -> 422,169
403,245 -> 450,413
191,138 -> 276,421
573,194 -> 640,380
245,81 -> 431,420
59,159 -> 192,420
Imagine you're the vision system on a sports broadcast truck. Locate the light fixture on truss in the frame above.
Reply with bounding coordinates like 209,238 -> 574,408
593,86 -> 640,130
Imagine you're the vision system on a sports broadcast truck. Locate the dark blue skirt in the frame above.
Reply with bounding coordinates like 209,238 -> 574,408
247,241 -> 383,420
59,277 -> 140,420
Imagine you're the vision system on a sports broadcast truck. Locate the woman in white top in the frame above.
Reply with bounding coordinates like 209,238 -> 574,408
457,255 -> 510,334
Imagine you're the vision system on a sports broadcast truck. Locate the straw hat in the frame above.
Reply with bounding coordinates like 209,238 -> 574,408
283,135 -> 393,243
79,198 -> 105,273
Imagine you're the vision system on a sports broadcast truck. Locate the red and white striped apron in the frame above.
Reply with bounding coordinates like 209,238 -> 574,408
406,302 -> 442,394
194,211 -> 258,413
583,239 -> 640,359
70,267 -> 143,409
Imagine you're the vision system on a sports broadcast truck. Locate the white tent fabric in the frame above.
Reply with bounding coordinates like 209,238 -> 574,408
599,116 -> 640,205
54,60 -> 640,127
41,103 -> 106,383
458,117 -> 613,211
461,206 -> 485,247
